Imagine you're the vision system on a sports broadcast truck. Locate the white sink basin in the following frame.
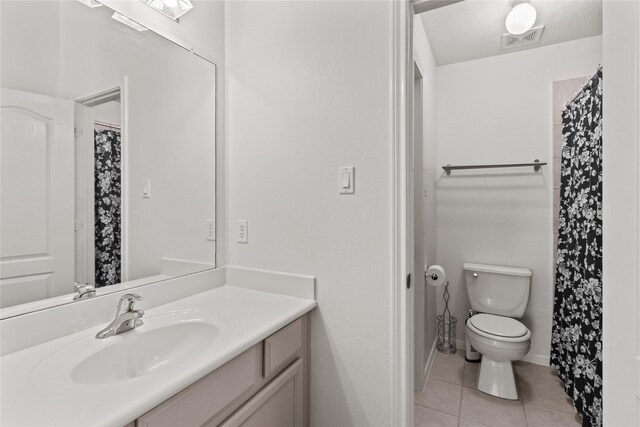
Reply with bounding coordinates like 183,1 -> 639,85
31,310 -> 223,386
72,321 -> 219,385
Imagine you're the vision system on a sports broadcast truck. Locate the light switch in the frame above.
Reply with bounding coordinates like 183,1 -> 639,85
341,171 -> 350,188
339,167 -> 354,194
142,179 -> 151,198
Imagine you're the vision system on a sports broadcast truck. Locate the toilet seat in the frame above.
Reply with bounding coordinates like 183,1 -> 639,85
467,314 -> 530,341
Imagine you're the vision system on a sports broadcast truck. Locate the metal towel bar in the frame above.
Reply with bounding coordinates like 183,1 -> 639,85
442,159 -> 546,175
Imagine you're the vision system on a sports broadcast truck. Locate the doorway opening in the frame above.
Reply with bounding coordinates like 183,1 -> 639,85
75,86 -> 127,288
405,1 -> 612,425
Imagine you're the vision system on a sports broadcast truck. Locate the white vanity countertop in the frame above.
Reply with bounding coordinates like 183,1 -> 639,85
1,285 -> 316,427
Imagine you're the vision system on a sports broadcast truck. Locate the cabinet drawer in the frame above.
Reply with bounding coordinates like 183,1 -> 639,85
220,358 -> 303,427
137,345 -> 260,427
263,318 -> 302,378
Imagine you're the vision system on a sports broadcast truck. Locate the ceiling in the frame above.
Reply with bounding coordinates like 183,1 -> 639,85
419,0 -> 602,66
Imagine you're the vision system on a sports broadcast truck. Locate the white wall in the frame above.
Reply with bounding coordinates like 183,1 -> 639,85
99,0 -> 227,266
413,15 -> 438,389
435,36 -> 602,364
59,1 -> 216,279
0,1 -> 61,98
602,1 -> 639,424
225,2 -> 395,425
93,101 -> 121,126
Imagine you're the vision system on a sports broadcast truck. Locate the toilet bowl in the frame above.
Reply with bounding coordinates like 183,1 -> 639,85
465,313 -> 531,400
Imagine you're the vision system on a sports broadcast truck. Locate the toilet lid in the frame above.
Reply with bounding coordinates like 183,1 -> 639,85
469,314 -> 528,338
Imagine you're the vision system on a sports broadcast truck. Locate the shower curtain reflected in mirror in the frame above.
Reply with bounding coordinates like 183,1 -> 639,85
551,66 -> 603,427
94,129 -> 122,288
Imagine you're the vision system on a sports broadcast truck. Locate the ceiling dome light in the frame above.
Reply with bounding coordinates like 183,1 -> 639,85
505,2 -> 537,35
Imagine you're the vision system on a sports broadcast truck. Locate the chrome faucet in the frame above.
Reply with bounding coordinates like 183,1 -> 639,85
96,294 -> 144,339
73,282 -> 96,300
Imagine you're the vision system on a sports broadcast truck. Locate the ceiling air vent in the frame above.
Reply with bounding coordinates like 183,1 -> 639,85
501,26 -> 544,50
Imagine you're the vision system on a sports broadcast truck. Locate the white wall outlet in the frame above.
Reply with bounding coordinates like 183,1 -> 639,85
237,220 -> 248,243
339,166 -> 354,194
206,219 -> 215,241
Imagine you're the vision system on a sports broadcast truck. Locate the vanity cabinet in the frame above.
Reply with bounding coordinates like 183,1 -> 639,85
220,358 -> 303,427
134,315 -> 309,427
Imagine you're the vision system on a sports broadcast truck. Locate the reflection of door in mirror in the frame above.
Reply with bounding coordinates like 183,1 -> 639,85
75,90 -> 124,289
0,88 -> 75,308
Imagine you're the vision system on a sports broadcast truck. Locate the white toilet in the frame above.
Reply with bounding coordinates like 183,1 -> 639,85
464,262 -> 532,400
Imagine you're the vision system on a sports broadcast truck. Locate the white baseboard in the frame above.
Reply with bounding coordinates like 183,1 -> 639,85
421,339 -> 437,391
521,353 -> 550,366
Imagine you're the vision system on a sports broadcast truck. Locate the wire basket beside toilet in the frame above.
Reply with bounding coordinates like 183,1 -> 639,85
426,265 -> 457,354
437,313 -> 456,353
436,282 -> 457,353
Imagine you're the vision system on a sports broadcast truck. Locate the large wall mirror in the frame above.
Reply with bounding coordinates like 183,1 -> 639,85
0,0 -> 216,317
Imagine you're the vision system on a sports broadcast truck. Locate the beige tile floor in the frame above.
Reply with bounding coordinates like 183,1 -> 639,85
415,350 -> 583,427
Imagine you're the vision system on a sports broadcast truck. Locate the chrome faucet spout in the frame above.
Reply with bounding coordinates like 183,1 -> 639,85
96,294 -> 144,339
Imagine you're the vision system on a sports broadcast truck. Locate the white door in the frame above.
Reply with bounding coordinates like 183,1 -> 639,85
635,0 -> 640,415
636,1 -> 640,415
413,63 -> 427,391
1,88 -> 75,308
405,65 -> 416,427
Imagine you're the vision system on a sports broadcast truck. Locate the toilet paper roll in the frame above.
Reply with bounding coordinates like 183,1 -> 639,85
426,265 -> 446,287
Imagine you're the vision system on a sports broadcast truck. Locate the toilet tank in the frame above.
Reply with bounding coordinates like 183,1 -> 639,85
464,262 -> 532,318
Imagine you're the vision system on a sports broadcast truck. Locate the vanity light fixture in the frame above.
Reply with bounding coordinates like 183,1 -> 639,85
505,1 -> 537,35
77,0 -> 103,7
145,0 -> 193,20
111,12 -> 148,32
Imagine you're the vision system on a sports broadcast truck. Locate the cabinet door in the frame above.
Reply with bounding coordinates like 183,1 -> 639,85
219,359 -> 303,427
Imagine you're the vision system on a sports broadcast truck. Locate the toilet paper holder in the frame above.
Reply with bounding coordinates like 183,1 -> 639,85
427,271 -> 478,279
427,272 -> 477,279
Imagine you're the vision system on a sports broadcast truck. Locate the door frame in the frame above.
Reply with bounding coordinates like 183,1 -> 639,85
601,1 -> 640,425
392,1 -> 640,425
390,1 -> 412,425
74,78 -> 129,284
392,1 -> 464,424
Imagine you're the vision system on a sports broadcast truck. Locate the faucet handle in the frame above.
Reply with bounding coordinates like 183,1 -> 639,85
118,293 -> 142,312
73,283 -> 96,300
120,293 -> 142,302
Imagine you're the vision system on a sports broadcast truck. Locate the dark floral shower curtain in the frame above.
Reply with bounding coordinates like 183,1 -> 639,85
94,129 -> 122,288
551,66 -> 603,427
